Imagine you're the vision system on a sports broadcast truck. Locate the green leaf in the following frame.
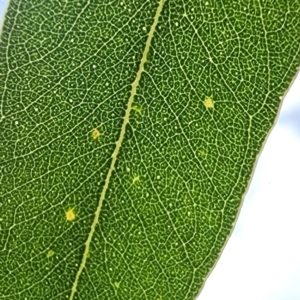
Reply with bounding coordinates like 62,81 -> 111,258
0,0 -> 299,299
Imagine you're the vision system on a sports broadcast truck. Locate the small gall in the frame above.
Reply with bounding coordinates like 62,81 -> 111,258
66,208 -> 76,221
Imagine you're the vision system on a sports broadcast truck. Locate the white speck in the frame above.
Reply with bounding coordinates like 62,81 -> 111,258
142,26 -> 146,31
205,1 -> 209,5
15,121 -> 18,125
71,38 -> 74,42
34,108 -> 38,112
105,82 -> 109,86
157,175 -> 160,180
93,65 -> 96,68
175,22 -> 179,26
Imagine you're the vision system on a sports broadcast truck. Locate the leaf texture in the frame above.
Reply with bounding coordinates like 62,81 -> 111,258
0,0 -> 299,299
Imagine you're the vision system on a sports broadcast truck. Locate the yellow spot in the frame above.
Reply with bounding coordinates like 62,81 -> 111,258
66,208 -> 76,221
91,128 -> 100,139
114,282 -> 120,289
132,175 -> 140,184
47,250 -> 54,258
132,105 -> 142,114
199,150 -> 206,158
203,96 -> 214,108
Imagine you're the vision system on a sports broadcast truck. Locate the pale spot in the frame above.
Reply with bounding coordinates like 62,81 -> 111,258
66,208 -> 76,221
132,104 -> 142,114
91,128 -> 100,139
203,96 -> 214,109
47,250 -> 54,257
132,175 -> 140,184
199,150 -> 206,157
114,282 -> 120,289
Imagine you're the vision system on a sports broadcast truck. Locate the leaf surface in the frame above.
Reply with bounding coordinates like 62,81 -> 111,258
0,0 -> 299,299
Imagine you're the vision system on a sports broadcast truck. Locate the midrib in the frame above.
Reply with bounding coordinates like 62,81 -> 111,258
69,0 -> 166,298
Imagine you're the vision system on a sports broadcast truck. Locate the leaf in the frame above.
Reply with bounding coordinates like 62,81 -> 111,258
0,0 -> 299,299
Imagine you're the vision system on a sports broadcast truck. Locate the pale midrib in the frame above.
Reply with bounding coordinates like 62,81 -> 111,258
69,0 -> 166,299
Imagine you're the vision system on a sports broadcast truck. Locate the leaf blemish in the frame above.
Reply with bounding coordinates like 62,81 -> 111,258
47,250 -> 55,258
66,208 -> 76,221
132,175 -> 140,184
199,149 -> 206,158
132,104 -> 142,114
91,128 -> 100,139
203,96 -> 214,109
114,281 -> 120,289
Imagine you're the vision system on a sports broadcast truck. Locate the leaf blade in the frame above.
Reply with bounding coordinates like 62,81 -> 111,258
0,0 -> 299,299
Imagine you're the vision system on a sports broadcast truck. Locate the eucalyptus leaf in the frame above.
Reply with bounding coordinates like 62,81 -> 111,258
0,0 -> 299,299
